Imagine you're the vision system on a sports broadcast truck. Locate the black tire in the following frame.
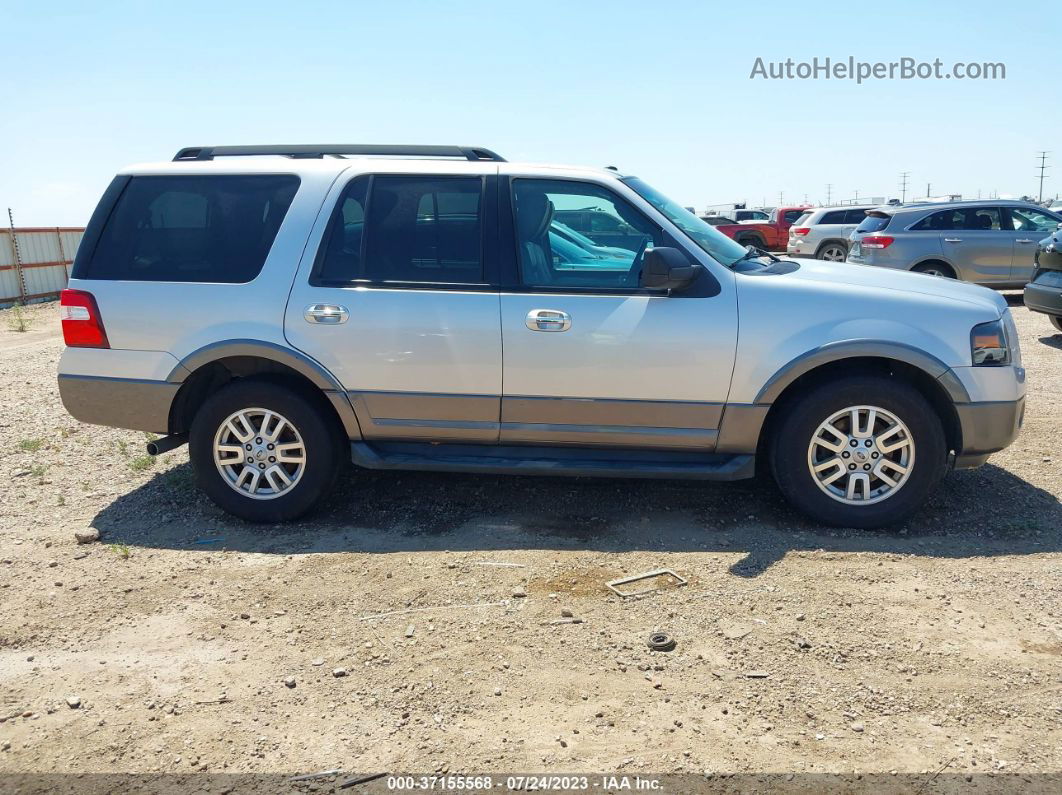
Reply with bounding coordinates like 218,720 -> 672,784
189,379 -> 344,522
737,236 -> 765,250
1051,315 -> 1062,333
816,241 -> 848,262
913,261 -> 955,279
768,376 -> 948,528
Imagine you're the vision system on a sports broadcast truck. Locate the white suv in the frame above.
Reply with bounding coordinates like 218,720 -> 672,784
58,145 -> 1025,528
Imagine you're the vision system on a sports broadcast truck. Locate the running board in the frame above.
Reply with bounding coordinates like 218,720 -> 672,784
350,441 -> 755,481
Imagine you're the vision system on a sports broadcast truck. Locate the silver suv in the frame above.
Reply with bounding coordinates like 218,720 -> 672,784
787,205 -> 877,261
847,199 -> 1062,286
58,145 -> 1026,528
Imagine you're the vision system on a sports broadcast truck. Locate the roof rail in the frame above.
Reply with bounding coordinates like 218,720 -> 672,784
172,145 -> 505,162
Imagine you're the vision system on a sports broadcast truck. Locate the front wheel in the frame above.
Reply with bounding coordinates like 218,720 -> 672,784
769,376 -> 948,528
189,379 -> 344,522
1051,315 -> 1062,333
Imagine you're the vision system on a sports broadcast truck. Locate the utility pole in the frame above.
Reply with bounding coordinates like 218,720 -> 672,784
899,171 -> 910,203
1036,151 -> 1050,202
825,184 -> 832,205
778,191 -> 784,206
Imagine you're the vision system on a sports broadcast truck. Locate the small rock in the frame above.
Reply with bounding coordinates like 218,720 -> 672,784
512,588 -> 527,598
283,677 -> 296,689
66,696 -> 81,709
311,657 -> 325,666
239,613 -> 250,620
745,670 -> 769,679
851,722 -> 865,733
1,740 -> 9,751
74,529 -> 99,544
560,608 -> 574,618
795,613 -> 806,622
405,625 -> 415,638
493,687 -> 502,696
332,668 -> 347,678
795,637 -> 812,650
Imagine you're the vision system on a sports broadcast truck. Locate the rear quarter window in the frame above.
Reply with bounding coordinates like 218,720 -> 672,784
79,174 -> 300,282
820,210 -> 848,224
792,212 -> 813,227
856,214 -> 891,233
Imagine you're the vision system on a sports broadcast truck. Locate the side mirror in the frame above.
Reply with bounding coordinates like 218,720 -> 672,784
641,247 -> 700,292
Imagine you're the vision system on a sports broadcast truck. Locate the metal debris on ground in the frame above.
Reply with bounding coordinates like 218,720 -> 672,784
545,618 -> 584,626
472,561 -> 526,568
290,769 -> 342,782
647,632 -> 677,652
338,772 -> 388,789
606,568 -> 688,598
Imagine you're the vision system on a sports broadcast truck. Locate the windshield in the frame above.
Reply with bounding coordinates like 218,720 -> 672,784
622,177 -> 750,266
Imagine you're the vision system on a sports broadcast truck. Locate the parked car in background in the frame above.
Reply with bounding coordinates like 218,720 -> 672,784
847,199 -> 1062,287
787,205 -> 876,261
700,215 -> 738,226
712,206 -> 810,251
1024,225 -> 1062,332
702,202 -> 768,221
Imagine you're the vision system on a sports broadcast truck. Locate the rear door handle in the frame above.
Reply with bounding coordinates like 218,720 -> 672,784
1016,238 -> 1034,244
944,238 -> 963,243
304,304 -> 349,324
525,309 -> 571,332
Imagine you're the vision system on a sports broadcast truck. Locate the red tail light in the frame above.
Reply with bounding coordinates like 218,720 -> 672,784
60,289 -> 109,348
861,235 -> 894,249
792,227 -> 810,236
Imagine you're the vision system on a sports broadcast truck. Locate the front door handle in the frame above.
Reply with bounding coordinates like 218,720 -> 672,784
525,309 -> 571,332
1015,238 -> 1034,244
304,304 -> 349,324
944,237 -> 963,243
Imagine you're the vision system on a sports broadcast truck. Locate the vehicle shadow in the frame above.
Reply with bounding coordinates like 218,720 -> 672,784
92,461 -> 1061,578
1039,334 -> 1062,350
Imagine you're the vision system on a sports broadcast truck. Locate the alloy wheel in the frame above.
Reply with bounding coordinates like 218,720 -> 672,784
806,405 -> 915,505
213,408 -> 307,500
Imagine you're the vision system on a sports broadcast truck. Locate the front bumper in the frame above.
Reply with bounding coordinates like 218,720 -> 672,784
58,374 -> 178,434
1023,277 -> 1062,317
953,396 -> 1025,469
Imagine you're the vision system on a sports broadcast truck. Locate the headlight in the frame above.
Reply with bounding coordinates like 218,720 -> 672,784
971,319 -> 1010,366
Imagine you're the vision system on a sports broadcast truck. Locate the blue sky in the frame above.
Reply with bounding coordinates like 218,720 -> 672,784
1,0 -> 1058,225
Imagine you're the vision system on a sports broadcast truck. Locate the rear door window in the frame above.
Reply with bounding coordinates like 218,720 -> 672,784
844,209 -> 868,224
911,210 -> 959,231
316,175 -> 485,285
820,210 -> 848,224
83,175 -> 299,282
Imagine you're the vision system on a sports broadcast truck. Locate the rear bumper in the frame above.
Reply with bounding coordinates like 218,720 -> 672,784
953,397 -> 1025,469
1023,279 -> 1062,317
58,374 -> 178,434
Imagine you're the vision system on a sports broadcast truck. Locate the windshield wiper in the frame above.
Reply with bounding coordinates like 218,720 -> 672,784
731,244 -> 779,267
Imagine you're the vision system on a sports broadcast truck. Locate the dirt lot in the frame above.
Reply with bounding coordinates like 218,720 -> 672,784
1,298 -> 1060,784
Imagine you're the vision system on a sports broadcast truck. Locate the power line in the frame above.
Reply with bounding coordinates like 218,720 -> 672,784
1037,151 -> 1050,202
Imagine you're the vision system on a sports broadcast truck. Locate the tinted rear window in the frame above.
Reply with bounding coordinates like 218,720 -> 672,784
792,212 -> 813,227
820,210 -> 848,224
315,175 -> 484,285
82,175 -> 299,282
844,208 -> 869,224
856,214 -> 890,233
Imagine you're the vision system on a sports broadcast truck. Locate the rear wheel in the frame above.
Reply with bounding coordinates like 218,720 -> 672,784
189,379 -> 344,522
913,262 -> 955,279
817,242 -> 848,262
769,376 -> 948,528
1051,316 -> 1062,333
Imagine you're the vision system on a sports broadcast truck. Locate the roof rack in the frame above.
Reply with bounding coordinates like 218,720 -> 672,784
172,145 -> 505,162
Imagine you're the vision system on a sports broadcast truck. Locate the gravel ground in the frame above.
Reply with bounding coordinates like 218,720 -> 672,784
0,298 -> 1060,783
